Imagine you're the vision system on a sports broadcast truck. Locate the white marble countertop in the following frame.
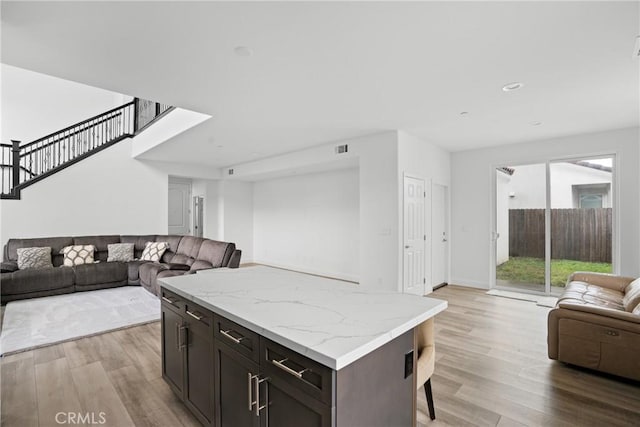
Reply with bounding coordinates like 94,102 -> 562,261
159,266 -> 447,370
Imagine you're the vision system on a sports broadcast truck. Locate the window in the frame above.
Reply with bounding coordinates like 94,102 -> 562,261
579,194 -> 603,209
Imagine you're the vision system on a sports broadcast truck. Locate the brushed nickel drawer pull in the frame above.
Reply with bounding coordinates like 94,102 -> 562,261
186,310 -> 203,321
162,296 -> 176,304
272,358 -> 308,379
221,329 -> 244,344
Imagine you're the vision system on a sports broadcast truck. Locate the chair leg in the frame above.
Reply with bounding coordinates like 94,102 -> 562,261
424,378 -> 436,420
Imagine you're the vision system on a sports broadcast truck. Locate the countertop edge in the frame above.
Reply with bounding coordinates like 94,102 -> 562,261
160,280 -> 448,370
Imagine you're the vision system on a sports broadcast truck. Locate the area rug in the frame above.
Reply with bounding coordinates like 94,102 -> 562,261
486,289 -> 558,308
0,286 -> 160,356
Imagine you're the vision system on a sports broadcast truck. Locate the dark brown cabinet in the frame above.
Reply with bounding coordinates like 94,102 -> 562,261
161,290 -> 215,427
161,286 -> 416,427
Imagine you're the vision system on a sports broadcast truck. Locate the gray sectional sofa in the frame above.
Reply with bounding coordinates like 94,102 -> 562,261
1,234 -> 241,303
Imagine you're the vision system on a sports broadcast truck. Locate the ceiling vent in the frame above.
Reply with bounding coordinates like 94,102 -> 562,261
335,144 -> 348,154
228,168 -> 234,175
634,36 -> 640,59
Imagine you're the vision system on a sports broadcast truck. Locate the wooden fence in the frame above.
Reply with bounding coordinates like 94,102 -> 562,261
508,208 -> 612,263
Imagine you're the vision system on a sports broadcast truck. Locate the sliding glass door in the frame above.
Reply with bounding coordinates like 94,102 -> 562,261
494,156 -> 614,295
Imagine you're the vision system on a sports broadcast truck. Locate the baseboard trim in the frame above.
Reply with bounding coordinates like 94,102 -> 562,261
449,277 -> 489,290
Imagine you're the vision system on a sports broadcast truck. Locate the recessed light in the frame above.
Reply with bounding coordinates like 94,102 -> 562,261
530,121 -> 542,126
234,46 -> 253,57
502,82 -> 524,92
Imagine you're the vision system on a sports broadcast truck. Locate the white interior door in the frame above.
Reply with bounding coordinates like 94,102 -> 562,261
432,183 -> 449,288
168,177 -> 192,235
403,176 -> 426,295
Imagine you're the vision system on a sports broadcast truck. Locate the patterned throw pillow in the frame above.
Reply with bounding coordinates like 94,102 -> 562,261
61,245 -> 95,266
140,241 -> 169,262
16,247 -> 53,270
107,243 -> 134,262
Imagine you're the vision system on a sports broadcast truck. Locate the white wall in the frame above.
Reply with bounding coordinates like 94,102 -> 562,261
451,127 -> 640,289
222,181 -> 254,263
0,139 -> 168,247
1,64 -> 125,145
253,168 -> 359,281
397,131 -> 451,292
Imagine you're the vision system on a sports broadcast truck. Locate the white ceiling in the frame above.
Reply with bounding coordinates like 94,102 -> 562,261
2,1 -> 638,168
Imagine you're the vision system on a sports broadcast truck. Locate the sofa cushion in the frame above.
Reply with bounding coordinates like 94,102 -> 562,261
154,235 -> 183,263
1,267 -> 75,295
558,281 -> 625,311
73,235 -> 120,262
141,242 -> 169,262
193,240 -> 235,270
17,247 -> 53,270
107,243 -> 134,262
61,245 -> 96,266
74,262 -> 128,287
7,237 -> 72,267
170,236 -> 204,266
622,278 -> 640,312
121,235 -> 156,259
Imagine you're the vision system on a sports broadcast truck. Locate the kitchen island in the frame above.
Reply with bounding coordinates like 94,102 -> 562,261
159,266 -> 447,427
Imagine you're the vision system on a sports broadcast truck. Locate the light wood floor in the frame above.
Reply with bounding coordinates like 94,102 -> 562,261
2,286 -> 639,427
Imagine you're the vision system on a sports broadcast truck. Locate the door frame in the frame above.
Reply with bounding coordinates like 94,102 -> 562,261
490,152 -> 619,294
402,173 -> 428,296
431,181 -> 450,291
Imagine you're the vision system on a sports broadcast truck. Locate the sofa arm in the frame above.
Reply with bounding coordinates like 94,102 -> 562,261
1,261 -> 18,273
228,250 -> 242,268
567,271 -> 635,292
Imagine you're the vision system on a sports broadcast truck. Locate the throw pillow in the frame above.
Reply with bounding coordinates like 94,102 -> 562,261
16,247 -> 53,270
61,245 -> 95,267
107,243 -> 135,262
140,241 -> 169,262
622,278 -> 640,312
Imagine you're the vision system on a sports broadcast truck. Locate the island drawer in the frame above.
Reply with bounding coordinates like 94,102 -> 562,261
214,315 -> 260,362
260,337 -> 333,405
161,289 -> 185,313
184,302 -> 213,336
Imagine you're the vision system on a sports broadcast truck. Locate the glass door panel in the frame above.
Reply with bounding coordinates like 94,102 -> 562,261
549,157 -> 613,295
495,163 -> 547,293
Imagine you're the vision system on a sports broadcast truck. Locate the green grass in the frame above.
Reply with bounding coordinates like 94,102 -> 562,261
496,257 -> 612,287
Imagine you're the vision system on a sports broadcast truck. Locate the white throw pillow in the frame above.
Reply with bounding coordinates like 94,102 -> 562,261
16,247 -> 53,270
61,245 -> 95,266
140,241 -> 169,262
107,243 -> 135,262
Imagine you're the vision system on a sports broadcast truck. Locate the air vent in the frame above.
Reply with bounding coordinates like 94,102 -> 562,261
335,144 -> 348,154
228,168 -> 234,175
634,36 -> 640,59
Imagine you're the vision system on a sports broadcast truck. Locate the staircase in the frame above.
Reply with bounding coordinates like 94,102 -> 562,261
1,98 -> 173,199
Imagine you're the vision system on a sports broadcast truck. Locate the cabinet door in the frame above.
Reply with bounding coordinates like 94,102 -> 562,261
215,340 -> 260,427
185,322 -> 215,426
261,375 -> 332,427
161,306 -> 184,395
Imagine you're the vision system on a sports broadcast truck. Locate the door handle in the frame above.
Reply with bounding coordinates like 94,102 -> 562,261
442,239 -> 448,242
405,245 -> 410,249
254,375 -> 269,417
